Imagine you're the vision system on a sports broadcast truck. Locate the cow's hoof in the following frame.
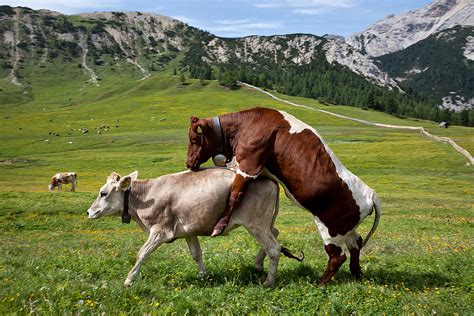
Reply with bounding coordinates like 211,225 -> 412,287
254,264 -> 264,273
211,225 -> 226,237
263,280 -> 275,288
124,279 -> 133,287
315,277 -> 330,286
353,273 -> 364,281
198,272 -> 207,280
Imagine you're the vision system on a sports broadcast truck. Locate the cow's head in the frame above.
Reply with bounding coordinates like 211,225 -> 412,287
48,176 -> 57,191
186,116 -> 219,171
87,171 -> 138,219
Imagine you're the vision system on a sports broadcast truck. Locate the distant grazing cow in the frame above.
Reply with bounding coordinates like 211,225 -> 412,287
186,107 -> 381,284
49,172 -> 77,192
87,169 -> 302,287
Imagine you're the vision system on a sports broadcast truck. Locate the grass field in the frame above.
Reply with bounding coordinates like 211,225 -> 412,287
0,72 -> 473,314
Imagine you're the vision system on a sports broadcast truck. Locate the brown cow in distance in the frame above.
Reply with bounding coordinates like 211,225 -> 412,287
186,107 -> 381,284
49,172 -> 77,192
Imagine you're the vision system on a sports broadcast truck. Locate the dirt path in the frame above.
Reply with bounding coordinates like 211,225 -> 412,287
9,8 -> 23,87
78,32 -> 99,86
240,82 -> 473,165
38,23 -> 49,64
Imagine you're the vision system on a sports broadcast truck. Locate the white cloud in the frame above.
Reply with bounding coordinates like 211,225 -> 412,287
253,0 -> 356,14
217,19 -> 253,25
205,19 -> 282,37
292,8 -> 328,15
286,0 -> 355,8
254,2 -> 283,8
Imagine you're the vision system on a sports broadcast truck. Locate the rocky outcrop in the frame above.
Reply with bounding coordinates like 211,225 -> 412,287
441,95 -> 474,112
0,8 -> 188,85
203,34 -> 399,89
464,35 -> 474,59
204,35 -> 324,65
322,38 -> 399,89
347,0 -> 474,57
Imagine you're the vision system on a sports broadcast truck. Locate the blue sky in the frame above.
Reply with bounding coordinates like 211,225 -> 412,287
3,0 -> 433,37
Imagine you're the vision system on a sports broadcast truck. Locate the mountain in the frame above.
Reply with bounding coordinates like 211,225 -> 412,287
347,0 -> 474,57
0,6 -> 195,89
376,25 -> 473,113
347,0 -> 473,113
0,6 -> 397,91
0,4 -> 471,126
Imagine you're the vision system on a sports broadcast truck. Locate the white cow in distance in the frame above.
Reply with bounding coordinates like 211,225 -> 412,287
86,168 -> 303,287
49,172 -> 77,192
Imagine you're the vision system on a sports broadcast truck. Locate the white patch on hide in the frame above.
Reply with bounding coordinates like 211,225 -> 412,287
231,158 -> 260,179
314,216 -> 346,256
278,110 -> 375,222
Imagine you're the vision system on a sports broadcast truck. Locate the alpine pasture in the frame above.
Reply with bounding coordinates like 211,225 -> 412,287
0,73 -> 472,314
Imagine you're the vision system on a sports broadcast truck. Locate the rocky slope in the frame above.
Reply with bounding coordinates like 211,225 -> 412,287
198,34 -> 399,89
0,5 -> 398,93
376,25 -> 474,112
0,6 -> 193,86
347,0 -> 474,57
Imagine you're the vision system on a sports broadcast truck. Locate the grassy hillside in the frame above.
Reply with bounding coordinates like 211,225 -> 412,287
0,72 -> 473,314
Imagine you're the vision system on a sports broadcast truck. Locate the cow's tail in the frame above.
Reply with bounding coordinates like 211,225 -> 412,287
281,246 -> 304,262
270,181 -> 280,229
362,192 -> 381,247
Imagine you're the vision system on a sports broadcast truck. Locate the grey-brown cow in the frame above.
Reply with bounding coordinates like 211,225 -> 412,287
87,168 -> 301,287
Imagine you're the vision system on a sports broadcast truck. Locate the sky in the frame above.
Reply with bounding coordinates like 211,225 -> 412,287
2,0 -> 434,37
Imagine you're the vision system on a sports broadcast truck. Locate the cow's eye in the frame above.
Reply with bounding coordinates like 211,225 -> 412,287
191,136 -> 200,145
100,191 -> 107,198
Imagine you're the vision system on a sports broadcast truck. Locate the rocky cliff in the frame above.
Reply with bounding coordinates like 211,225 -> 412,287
347,0 -> 474,57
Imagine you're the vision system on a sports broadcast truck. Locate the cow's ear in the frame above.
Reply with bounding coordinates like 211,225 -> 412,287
127,170 -> 138,181
116,171 -> 137,191
196,120 -> 210,134
190,116 -> 199,124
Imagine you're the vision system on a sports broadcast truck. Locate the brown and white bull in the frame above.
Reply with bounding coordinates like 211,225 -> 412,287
49,172 -> 77,192
86,168 -> 302,287
186,107 -> 381,284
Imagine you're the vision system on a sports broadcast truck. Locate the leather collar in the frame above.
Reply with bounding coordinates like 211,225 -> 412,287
122,188 -> 131,224
212,116 -> 224,154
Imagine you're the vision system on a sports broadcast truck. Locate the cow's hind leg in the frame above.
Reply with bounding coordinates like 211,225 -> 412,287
314,217 -> 346,285
247,227 -> 281,287
254,227 -> 279,272
125,231 -> 170,286
318,244 -> 346,285
345,230 -> 363,280
185,236 -> 206,279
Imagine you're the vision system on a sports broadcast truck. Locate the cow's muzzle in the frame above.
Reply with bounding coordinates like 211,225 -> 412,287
87,208 -> 100,219
186,157 -> 200,171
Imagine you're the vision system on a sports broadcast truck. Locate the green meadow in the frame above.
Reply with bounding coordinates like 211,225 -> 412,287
0,72 -> 473,314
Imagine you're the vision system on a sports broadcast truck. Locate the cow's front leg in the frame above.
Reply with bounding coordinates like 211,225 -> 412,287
125,231 -> 169,286
211,173 -> 252,236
